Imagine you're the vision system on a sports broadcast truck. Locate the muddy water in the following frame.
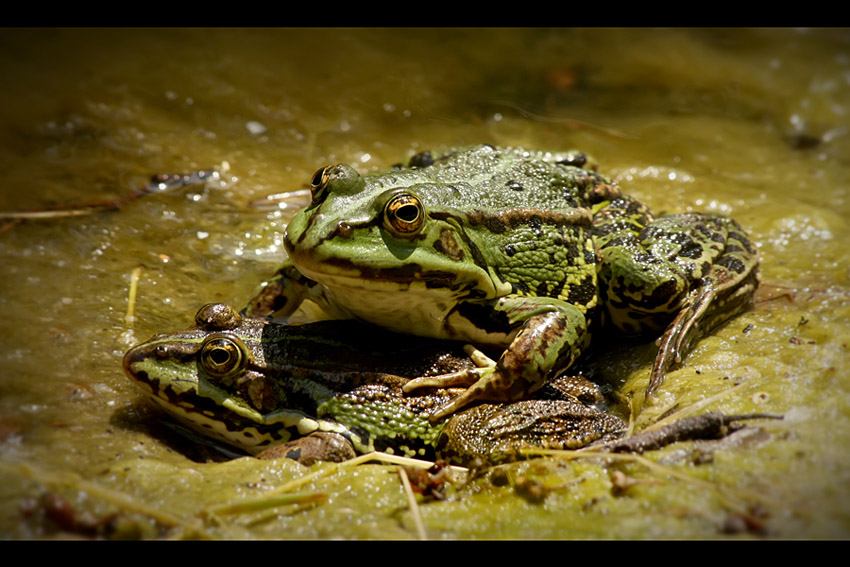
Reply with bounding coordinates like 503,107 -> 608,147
1,28 -> 849,539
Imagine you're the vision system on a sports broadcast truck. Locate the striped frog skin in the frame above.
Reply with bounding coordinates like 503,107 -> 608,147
123,304 -> 626,465
244,145 -> 759,419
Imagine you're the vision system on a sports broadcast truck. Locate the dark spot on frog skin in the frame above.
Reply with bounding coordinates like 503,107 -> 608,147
536,282 -> 550,297
556,238 -> 581,262
729,230 -> 757,254
513,280 -> 531,294
674,235 -> 704,259
433,229 -> 464,261
152,343 -> 197,364
506,179 -> 524,191
549,278 -> 566,299
270,295 -> 289,312
409,150 -> 435,168
723,243 -> 745,255
285,447 -> 302,460
429,211 -> 491,271
461,210 -> 509,235
703,228 -> 726,244
559,192 -> 581,208
483,216 -> 507,234
529,215 -> 544,237
716,255 -> 747,274
566,273 -> 597,306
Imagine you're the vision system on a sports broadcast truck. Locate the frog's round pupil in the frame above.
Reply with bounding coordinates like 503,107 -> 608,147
209,346 -> 231,365
396,204 -> 419,222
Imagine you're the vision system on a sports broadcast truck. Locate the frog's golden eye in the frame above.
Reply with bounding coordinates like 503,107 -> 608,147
310,166 -> 331,200
383,193 -> 424,236
311,166 -> 330,190
199,334 -> 247,379
309,164 -> 363,205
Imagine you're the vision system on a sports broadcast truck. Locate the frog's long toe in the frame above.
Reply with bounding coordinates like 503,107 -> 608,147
405,366 -> 533,423
402,367 -> 487,392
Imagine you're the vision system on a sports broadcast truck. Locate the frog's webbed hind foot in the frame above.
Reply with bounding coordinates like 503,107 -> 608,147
406,307 -> 589,422
648,250 -> 760,397
404,367 -> 531,423
403,344 -> 499,421
648,283 -> 714,396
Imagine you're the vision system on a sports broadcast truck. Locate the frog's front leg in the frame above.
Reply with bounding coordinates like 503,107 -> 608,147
594,203 -> 759,397
241,259 -> 316,319
403,296 -> 590,422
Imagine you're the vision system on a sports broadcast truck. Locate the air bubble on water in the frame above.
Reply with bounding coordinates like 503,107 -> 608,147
246,121 -> 267,135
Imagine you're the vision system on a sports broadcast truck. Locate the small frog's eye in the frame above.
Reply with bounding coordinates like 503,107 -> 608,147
383,192 -> 424,236
311,166 -> 330,190
199,334 -> 247,379
309,164 -> 362,204
310,166 -> 331,201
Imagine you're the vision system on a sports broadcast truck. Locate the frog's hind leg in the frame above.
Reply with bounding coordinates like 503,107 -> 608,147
401,345 -> 495,393
648,222 -> 760,395
594,207 -> 759,396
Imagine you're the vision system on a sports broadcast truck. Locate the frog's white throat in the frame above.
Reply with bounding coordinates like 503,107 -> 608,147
303,270 -> 515,346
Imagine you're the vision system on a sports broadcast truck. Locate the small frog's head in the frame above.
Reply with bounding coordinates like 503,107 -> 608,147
122,304 -> 301,453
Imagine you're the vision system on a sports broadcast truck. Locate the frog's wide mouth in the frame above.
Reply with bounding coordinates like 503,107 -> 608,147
294,255 -> 468,294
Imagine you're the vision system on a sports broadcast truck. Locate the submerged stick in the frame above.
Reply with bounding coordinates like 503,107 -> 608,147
0,169 -> 219,220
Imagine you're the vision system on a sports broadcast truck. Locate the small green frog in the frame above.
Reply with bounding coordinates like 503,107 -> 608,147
244,145 -> 759,420
123,304 -> 626,465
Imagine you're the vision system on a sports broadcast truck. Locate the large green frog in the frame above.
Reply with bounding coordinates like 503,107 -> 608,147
122,303 -> 626,465
244,145 -> 759,420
